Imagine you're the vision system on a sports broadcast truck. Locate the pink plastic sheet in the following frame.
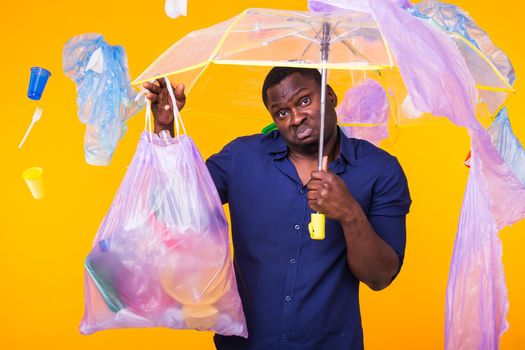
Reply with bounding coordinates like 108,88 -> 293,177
445,148 -> 508,350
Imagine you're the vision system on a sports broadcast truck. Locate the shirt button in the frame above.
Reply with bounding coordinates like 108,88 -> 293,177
299,189 -> 305,194
281,332 -> 288,339
290,258 -> 296,264
294,224 -> 300,230
285,295 -> 291,302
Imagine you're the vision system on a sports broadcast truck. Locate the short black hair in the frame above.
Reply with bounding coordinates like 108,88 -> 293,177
262,67 -> 322,106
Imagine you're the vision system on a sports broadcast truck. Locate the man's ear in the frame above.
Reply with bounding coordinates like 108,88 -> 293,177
327,85 -> 338,107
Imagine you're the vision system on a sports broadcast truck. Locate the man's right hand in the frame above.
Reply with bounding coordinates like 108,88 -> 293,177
143,78 -> 186,136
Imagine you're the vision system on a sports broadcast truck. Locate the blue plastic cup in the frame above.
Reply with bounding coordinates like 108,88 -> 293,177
27,67 -> 51,100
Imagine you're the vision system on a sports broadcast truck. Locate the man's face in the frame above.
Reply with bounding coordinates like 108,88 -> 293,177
265,72 -> 338,154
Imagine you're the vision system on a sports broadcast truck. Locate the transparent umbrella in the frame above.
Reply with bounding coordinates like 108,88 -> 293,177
133,6 -> 514,160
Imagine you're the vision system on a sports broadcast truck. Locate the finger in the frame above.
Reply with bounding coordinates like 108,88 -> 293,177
175,83 -> 186,101
307,191 -> 319,201
306,179 -> 324,190
308,199 -> 322,212
157,77 -> 167,88
322,155 -> 328,171
158,86 -> 172,107
310,170 -> 330,181
146,92 -> 159,103
143,82 -> 161,94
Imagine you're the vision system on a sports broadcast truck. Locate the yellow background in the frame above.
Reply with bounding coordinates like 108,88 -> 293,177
1,0 -> 524,349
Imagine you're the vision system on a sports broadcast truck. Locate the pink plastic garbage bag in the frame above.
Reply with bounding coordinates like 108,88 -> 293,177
80,96 -> 247,337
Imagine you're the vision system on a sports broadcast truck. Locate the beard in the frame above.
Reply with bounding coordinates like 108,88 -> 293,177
294,136 -> 320,155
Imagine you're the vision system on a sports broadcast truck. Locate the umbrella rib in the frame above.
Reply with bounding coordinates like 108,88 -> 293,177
298,25 -> 324,61
329,28 -> 360,44
233,24 -> 310,33
131,10 -> 250,86
331,27 -> 374,64
248,8 -> 312,22
330,19 -> 344,35
294,32 -> 322,44
285,16 -> 333,62
328,20 -> 368,46
216,27 -> 321,61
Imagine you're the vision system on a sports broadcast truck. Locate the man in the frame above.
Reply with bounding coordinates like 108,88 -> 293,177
144,67 -> 411,350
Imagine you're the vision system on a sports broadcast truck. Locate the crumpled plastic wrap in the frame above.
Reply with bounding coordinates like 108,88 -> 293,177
408,0 -> 515,117
337,78 -> 390,145
63,33 -> 144,166
487,108 -> 525,185
409,0 -> 515,86
80,130 -> 247,337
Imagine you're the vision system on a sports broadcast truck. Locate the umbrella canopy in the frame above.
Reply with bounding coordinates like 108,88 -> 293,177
133,8 -> 394,83
133,7 -> 513,130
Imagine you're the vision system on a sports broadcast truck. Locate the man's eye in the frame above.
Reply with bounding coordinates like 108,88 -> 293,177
300,97 -> 311,106
277,110 -> 288,119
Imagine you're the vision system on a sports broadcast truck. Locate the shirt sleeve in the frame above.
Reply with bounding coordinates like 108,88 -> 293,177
368,156 -> 411,217
369,215 -> 407,280
368,156 -> 411,280
205,140 -> 238,204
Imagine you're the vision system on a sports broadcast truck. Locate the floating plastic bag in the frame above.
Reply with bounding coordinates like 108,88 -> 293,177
337,78 -> 390,145
445,147 -> 509,350
80,86 -> 247,336
63,33 -> 144,166
165,0 -> 188,19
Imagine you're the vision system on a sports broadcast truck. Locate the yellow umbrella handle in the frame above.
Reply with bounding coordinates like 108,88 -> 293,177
308,213 -> 325,240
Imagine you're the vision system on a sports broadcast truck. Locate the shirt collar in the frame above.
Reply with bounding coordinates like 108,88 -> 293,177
337,127 -> 357,167
263,130 -> 288,159
262,127 -> 357,166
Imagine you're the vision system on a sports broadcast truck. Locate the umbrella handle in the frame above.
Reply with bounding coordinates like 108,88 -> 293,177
308,213 -> 325,240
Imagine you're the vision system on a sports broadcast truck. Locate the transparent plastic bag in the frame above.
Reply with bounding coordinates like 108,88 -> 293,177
337,78 -> 390,145
80,89 -> 247,336
63,33 -> 144,166
445,148 -> 509,350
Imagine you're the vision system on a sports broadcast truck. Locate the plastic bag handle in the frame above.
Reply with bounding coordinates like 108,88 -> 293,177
164,77 -> 187,137
140,78 -> 185,142
144,98 -> 153,142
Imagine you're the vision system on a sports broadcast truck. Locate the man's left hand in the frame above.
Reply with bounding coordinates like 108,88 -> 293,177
306,166 -> 357,223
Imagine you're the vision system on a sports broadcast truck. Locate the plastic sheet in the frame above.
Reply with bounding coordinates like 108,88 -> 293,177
487,108 -> 525,185
445,149 -> 508,350
80,124 -> 247,336
337,78 -> 389,145
409,0 -> 515,117
63,33 -> 143,166
445,110 -> 525,349
409,0 -> 515,86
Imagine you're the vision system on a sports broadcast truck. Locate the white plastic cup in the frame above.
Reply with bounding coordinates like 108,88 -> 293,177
182,304 -> 218,329
22,167 -> 45,199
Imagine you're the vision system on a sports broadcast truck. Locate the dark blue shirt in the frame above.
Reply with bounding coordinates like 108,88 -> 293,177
206,129 -> 411,350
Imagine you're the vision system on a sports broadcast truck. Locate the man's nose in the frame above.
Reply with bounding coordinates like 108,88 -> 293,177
290,109 -> 307,125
